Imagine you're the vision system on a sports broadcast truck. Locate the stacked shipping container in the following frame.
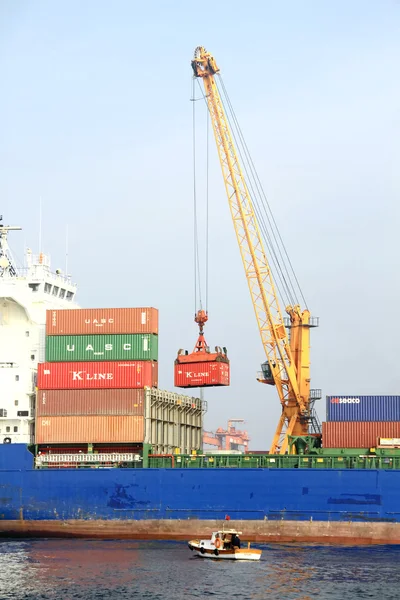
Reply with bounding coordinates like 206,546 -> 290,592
323,395 -> 400,448
36,387 -> 206,460
45,334 -> 158,362
37,361 -> 158,389
36,308 -> 158,445
46,308 -> 159,335
36,390 -> 145,416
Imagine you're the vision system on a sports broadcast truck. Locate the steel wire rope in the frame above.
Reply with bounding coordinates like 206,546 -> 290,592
205,104 -> 209,314
194,81 -> 291,309
212,78 -> 294,308
205,78 -> 295,309
217,76 -> 298,307
194,81 -> 283,310
218,75 -> 308,309
192,78 -> 203,312
218,74 -> 302,306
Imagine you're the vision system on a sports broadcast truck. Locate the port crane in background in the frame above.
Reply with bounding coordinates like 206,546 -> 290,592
191,47 -> 321,454
203,419 -> 250,452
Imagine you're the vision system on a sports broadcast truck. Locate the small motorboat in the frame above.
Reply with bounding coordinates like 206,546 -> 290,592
188,528 -> 262,561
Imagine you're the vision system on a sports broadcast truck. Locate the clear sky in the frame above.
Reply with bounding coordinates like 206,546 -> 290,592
0,1 -> 399,448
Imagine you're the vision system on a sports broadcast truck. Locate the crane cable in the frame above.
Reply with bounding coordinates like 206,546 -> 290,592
206,101 -> 209,312
191,77 -> 210,315
217,77 -> 297,308
218,75 -> 307,309
193,69 -> 305,316
197,80 -> 295,305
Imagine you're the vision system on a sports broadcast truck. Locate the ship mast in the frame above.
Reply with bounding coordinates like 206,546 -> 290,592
0,216 -> 22,278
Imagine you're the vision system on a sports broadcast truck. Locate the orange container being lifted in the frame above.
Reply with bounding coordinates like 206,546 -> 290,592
175,361 -> 229,388
46,307 -> 159,335
174,310 -> 230,388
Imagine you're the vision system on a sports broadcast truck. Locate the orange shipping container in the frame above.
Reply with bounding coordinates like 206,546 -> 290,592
46,308 -> 158,335
35,415 -> 144,444
36,389 -> 145,417
322,421 -> 400,448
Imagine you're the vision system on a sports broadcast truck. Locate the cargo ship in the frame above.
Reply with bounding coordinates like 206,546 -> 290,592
1,224 -> 400,545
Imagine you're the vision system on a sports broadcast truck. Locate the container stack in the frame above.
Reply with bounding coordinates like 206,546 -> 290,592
35,308 -> 158,447
323,395 -> 400,448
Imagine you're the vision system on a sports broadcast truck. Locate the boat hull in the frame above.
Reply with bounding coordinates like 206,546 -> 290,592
1,519 -> 400,545
2,446 -> 400,544
188,541 -> 261,560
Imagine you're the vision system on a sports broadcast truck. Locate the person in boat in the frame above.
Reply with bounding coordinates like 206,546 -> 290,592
226,533 -> 236,550
232,533 -> 241,549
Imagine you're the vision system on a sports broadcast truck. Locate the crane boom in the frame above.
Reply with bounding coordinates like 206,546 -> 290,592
191,46 -> 314,453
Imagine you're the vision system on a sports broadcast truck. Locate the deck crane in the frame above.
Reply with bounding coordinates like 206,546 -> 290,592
191,47 -> 320,454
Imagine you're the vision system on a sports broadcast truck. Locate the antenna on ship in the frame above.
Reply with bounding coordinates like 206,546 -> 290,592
65,224 -> 69,276
0,216 -> 22,278
39,197 -> 43,254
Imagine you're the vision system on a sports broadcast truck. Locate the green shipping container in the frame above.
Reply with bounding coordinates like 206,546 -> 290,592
45,334 -> 158,362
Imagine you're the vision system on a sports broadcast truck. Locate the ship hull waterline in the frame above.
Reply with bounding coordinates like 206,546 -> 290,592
1,519 -> 400,545
2,447 -> 400,545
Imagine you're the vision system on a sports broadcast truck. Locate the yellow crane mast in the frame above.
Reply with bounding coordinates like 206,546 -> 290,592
191,46 -> 318,454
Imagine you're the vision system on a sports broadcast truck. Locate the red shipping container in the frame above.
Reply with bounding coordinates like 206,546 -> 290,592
37,361 -> 158,390
46,308 -> 158,335
36,389 -> 145,416
322,421 -> 400,448
174,362 -> 230,388
35,415 -> 144,444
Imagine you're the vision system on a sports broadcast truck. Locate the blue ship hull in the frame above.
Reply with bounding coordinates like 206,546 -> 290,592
1,445 -> 400,544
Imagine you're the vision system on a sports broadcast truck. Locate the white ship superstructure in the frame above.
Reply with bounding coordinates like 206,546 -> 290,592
0,219 -> 78,444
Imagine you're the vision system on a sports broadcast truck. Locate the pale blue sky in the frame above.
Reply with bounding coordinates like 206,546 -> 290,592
1,1 -> 399,448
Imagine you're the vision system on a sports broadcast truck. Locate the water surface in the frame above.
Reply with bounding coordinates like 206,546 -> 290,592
0,539 -> 398,600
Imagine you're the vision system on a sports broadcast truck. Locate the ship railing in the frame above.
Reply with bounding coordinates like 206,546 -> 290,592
35,453 -> 141,467
18,266 -> 77,287
147,452 -> 400,470
35,452 -> 400,470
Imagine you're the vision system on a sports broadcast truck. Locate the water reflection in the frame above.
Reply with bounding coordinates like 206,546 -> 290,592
250,545 -> 316,600
30,539 -> 143,589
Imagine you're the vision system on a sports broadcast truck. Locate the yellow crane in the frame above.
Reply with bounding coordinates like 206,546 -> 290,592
191,47 -> 319,454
